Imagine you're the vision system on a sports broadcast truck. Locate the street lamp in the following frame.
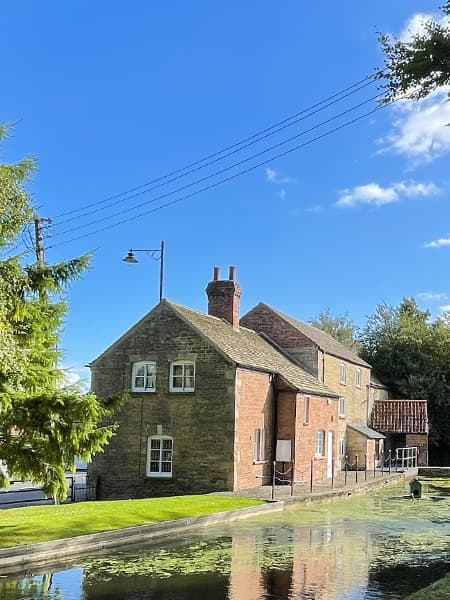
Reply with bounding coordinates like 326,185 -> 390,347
122,240 -> 165,302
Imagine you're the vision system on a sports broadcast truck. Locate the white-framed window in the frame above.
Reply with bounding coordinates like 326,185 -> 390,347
339,363 -> 346,385
339,437 -> 346,458
303,396 -> 310,425
355,368 -> 361,389
169,361 -> 195,392
132,361 -> 156,392
253,428 -> 265,462
147,436 -> 173,477
315,430 -> 325,458
338,396 -> 346,418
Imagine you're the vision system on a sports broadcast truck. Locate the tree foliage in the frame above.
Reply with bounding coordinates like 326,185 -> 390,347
309,307 -> 359,351
360,298 -> 450,459
0,125 -> 123,499
378,2 -> 450,101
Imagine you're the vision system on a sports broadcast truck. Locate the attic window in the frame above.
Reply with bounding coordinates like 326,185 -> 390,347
132,362 -> 156,392
170,361 -> 195,392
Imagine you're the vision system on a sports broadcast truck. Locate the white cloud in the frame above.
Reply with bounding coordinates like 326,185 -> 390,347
336,181 -> 439,208
380,88 -> 450,163
424,234 -> 450,248
416,292 -> 448,301
440,304 -> 450,311
379,8 -> 450,165
279,188 -> 286,201
306,204 -> 323,213
399,12 -> 449,42
265,167 -> 296,184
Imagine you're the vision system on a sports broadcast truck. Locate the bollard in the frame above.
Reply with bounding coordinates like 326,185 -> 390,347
290,460 -> 295,497
310,459 -> 313,494
364,454 -> 367,481
271,460 -> 276,501
355,455 -> 359,484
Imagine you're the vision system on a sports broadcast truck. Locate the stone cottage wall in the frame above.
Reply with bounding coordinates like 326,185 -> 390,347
89,303 -> 236,499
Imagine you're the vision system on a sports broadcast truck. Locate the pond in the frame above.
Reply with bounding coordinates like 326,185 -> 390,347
2,480 -> 450,599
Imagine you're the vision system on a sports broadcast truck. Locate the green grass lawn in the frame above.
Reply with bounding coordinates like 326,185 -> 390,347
0,495 -> 264,549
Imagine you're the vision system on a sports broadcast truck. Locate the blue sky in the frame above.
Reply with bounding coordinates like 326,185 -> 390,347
2,1 -> 450,386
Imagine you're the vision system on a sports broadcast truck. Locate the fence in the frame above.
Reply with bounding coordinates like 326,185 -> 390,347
0,472 -> 96,508
267,447 -> 418,501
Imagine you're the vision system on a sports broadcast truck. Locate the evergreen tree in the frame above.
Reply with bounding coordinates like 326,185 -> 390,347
0,125 -> 123,500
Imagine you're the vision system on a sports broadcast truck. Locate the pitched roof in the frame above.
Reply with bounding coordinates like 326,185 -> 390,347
370,374 -> 389,389
257,303 -> 370,368
370,399 -> 428,434
166,301 -> 338,398
347,422 -> 385,439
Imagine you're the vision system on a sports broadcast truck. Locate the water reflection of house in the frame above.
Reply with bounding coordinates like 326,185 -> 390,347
227,521 -> 373,600
369,398 -> 428,466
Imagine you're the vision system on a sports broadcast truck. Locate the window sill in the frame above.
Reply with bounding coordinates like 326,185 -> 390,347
314,456 -> 325,460
132,390 -> 156,393
303,422 -> 309,426
339,382 -> 346,386
338,415 -> 346,419
253,460 -> 266,465
146,475 -> 173,479
169,389 -> 195,394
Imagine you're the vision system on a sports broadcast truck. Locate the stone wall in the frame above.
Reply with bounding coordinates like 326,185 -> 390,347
89,303 -> 236,499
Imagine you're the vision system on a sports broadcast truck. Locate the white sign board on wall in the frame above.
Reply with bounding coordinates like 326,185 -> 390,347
276,439 -> 292,462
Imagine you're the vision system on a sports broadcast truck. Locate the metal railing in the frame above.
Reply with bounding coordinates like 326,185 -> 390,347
265,448 -> 419,501
0,472 -> 95,508
395,446 -> 418,469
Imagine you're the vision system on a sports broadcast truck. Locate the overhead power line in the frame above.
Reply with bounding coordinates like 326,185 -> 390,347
48,95 -> 395,251
50,90 -> 384,241
52,74 -> 380,222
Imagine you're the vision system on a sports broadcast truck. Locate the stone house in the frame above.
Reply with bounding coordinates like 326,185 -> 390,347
240,303 -> 380,467
88,267 -> 340,499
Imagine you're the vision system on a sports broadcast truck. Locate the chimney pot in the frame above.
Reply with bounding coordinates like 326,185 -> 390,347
213,266 -> 220,281
229,266 -> 236,281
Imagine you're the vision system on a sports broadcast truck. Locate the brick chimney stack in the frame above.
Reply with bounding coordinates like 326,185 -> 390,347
206,266 -> 242,329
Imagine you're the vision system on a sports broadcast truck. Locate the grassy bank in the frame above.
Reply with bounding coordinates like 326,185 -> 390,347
407,572 -> 450,599
0,495 -> 263,549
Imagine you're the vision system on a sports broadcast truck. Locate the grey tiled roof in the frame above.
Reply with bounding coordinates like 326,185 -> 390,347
260,303 -> 370,368
167,301 -> 338,398
348,422 -> 385,439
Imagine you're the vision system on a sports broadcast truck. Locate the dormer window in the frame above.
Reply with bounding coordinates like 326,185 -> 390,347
169,361 -> 195,392
132,362 -> 156,392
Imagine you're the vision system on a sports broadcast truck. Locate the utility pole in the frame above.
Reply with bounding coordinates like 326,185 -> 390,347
34,217 -> 52,264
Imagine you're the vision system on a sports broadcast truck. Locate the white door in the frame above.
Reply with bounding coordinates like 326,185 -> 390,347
327,431 -> 334,478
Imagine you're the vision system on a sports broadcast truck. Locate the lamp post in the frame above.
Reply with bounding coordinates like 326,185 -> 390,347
122,240 -> 165,302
